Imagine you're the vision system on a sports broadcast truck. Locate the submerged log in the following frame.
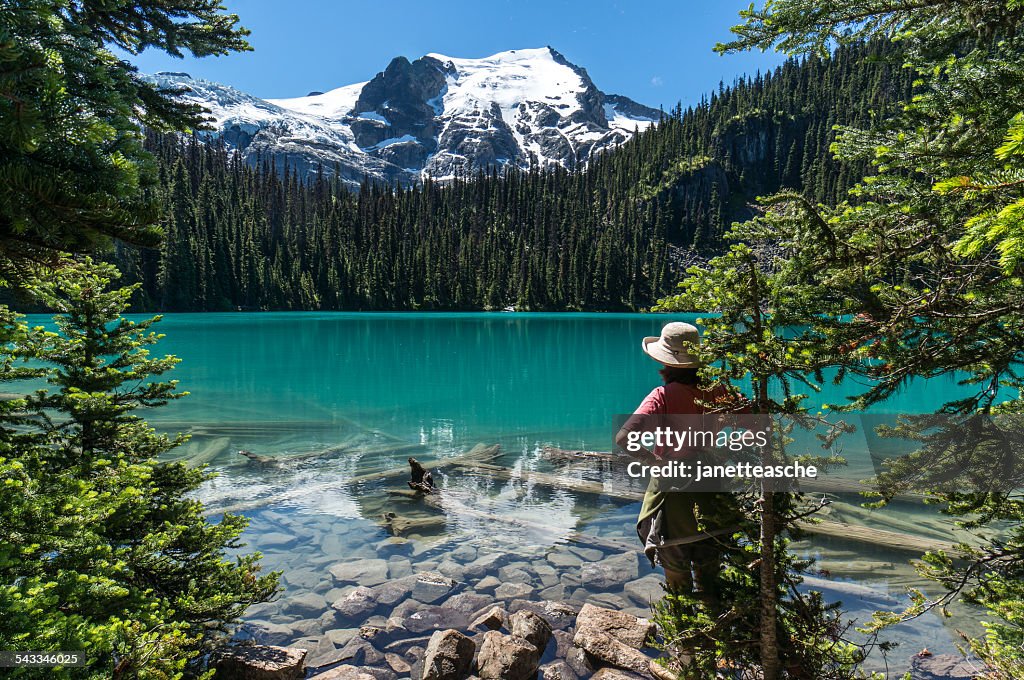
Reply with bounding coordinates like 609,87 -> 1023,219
185,436 -> 231,468
202,443 -> 502,516
407,458 -> 436,493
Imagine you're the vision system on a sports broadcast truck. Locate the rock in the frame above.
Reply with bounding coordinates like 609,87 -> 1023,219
450,543 -> 478,562
494,582 -> 533,600
539,660 -> 578,680
508,599 -> 579,630
334,636 -> 385,666
589,669 -> 646,680
574,603 -> 654,648
213,645 -> 306,679
469,606 -> 506,631
385,652 -> 412,674
582,592 -> 631,611
412,572 -> 459,604
622,574 -> 665,607
332,586 -> 378,621
444,592 -> 493,615
325,628 -> 359,646
302,637 -> 341,668
475,576 -> 501,592
287,591 -> 330,618
378,537 -> 413,558
539,584 -> 565,601
437,559 -> 467,581
463,552 -> 507,579
475,631 -> 541,680
291,618 -> 324,636
909,653 -> 976,680
261,532 -> 299,550
568,546 -> 604,561
508,609 -> 552,652
403,606 -> 469,634
546,551 -> 581,568
421,629 -> 475,680
564,645 -> 595,677
246,601 -> 282,619
286,568 -> 323,590
580,553 -> 638,590
309,667 -> 378,680
359,625 -> 385,641
572,630 -> 651,675
498,564 -> 533,584
241,621 -> 295,646
330,559 -> 390,587
387,557 -> 414,579
371,578 -> 415,606
551,630 -> 574,658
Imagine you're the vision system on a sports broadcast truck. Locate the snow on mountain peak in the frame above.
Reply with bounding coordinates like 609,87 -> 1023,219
148,48 -> 660,187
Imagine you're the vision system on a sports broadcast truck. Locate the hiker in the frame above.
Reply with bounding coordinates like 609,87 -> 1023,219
615,321 -> 741,603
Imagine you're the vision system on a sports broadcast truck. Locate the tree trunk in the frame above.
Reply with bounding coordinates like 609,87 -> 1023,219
759,485 -> 781,680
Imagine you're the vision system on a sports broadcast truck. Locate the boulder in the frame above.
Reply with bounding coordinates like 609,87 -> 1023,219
909,653 -> 976,680
508,609 -> 552,652
332,586 -> 378,621
412,572 -> 459,603
370,578 -> 414,606
444,592 -> 493,615
241,621 -> 295,646
309,667 -> 378,680
508,599 -> 579,630
574,604 -> 654,648
539,660 -> 579,680
589,669 -> 647,680
572,630 -> 651,675
403,605 -> 469,634
330,559 -> 390,587
475,576 -> 501,592
385,652 -> 412,674
622,574 -> 664,607
579,553 -> 638,590
564,645 -> 595,677
494,582 -> 533,600
421,629 -> 476,680
286,591 -> 330,618
261,532 -> 299,550
213,645 -> 306,680
475,631 -> 541,680
469,606 -> 506,631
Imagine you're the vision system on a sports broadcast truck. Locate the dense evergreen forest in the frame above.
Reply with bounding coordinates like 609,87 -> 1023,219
115,41 -> 913,311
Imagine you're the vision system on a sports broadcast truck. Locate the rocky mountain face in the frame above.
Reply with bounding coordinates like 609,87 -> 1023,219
148,47 -> 659,187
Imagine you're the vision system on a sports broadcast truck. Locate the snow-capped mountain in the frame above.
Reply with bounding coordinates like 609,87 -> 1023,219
148,47 -> 660,186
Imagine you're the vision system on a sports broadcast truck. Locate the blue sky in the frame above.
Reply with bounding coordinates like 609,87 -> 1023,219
124,0 -> 785,109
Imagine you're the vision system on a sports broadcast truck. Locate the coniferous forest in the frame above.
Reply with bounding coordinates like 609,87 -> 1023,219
115,41 -> 912,312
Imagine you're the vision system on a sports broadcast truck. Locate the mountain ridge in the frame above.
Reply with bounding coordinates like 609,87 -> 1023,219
150,47 -> 659,187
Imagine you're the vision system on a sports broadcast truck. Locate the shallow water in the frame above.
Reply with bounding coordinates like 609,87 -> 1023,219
27,312 -> 989,673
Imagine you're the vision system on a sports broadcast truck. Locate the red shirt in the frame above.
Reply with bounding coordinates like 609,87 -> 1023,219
624,382 -> 732,459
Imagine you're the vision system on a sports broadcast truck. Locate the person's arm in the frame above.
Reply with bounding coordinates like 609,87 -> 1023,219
615,387 -> 663,463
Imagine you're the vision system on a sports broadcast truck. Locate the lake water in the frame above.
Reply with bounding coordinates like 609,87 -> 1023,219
36,312 -> 988,673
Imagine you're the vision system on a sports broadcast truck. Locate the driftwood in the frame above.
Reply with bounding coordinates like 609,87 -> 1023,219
380,510 -> 447,536
407,458 -> 436,493
184,436 -> 231,468
237,441 -> 427,469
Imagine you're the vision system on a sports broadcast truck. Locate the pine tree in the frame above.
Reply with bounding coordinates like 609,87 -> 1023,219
713,1 -> 1024,676
0,0 -> 250,277
0,259 -> 279,678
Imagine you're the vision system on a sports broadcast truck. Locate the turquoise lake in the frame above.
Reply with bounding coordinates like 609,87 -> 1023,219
26,312 -> 987,672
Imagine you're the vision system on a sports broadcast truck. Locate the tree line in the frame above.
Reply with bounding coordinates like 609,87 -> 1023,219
113,40 -> 913,312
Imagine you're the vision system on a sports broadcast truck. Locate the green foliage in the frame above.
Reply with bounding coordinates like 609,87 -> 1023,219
0,0 -> 249,278
0,259 -> 278,678
110,40 -> 911,312
711,0 -> 1024,676
653,245 -> 867,679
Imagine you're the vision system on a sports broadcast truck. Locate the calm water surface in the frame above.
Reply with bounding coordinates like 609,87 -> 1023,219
30,312 -> 986,672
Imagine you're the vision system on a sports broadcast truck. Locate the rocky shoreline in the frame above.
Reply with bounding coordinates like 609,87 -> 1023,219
218,597 -> 664,680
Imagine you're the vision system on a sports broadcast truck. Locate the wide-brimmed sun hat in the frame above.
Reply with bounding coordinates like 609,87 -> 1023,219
641,322 -> 702,368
